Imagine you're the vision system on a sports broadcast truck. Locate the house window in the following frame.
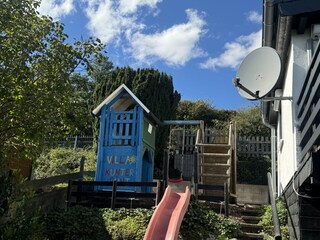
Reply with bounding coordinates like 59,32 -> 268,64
307,24 -> 320,64
306,38 -> 319,64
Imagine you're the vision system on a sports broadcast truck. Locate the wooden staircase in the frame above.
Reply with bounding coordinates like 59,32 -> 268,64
198,143 -> 231,201
195,122 -> 237,202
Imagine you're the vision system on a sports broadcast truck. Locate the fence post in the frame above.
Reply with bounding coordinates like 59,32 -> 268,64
224,182 -> 229,217
111,180 -> 117,209
73,135 -> 78,149
79,156 -> 85,180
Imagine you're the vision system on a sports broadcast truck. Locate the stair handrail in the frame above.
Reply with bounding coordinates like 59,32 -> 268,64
194,121 -> 204,197
267,172 -> 282,240
195,120 -> 205,146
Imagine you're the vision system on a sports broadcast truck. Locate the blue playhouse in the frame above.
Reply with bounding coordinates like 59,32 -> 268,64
92,84 -> 160,191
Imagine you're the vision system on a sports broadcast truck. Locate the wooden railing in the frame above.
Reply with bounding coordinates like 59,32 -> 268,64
296,41 -> 320,162
24,157 -> 94,190
67,180 -> 162,209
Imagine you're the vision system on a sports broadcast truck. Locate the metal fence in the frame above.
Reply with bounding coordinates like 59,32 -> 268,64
56,136 -> 94,149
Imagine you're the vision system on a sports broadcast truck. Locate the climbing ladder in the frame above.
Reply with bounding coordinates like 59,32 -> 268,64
195,122 -> 237,203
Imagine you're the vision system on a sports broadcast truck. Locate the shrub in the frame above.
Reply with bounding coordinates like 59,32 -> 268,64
109,217 -> 145,240
33,147 -> 96,179
259,198 -> 289,240
237,155 -> 271,185
0,189 -> 44,240
102,208 -> 153,240
44,206 -> 110,240
0,208 -> 44,240
180,201 -> 239,240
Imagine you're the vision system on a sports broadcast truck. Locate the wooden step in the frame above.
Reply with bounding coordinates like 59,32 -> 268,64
200,153 -> 230,157
197,143 -> 231,148
202,169 -> 229,176
197,143 -> 231,153
200,173 -> 229,178
242,215 -> 261,224
238,232 -> 264,239
198,195 -> 224,202
200,163 -> 230,167
240,223 -> 262,230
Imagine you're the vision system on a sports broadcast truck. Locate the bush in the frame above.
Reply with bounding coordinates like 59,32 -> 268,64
102,208 -> 153,240
0,188 -> 45,240
0,208 -> 44,240
237,155 -> 271,185
180,201 -> 239,240
44,206 -> 110,240
259,198 -> 289,240
33,147 -> 96,179
109,217 -> 145,240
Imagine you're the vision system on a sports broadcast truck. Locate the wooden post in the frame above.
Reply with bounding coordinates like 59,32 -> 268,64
163,149 -> 168,188
111,180 -> 117,209
66,180 -> 73,208
224,182 -> 229,217
231,122 -> 237,200
79,156 -> 85,180
155,180 -> 161,206
194,149 -> 199,200
76,181 -> 82,203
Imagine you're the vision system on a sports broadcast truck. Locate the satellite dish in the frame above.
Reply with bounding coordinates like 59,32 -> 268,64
234,46 -> 281,100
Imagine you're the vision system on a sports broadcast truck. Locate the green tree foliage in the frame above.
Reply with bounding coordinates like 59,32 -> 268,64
33,147 -> 96,179
92,67 -> 181,168
176,100 -> 235,128
237,155 -> 271,185
232,105 -> 270,137
66,74 -> 96,135
0,0 -> 104,161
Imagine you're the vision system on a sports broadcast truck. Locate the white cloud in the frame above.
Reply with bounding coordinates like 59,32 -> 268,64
84,0 -> 162,45
200,30 -> 262,70
118,0 -> 161,14
128,9 -> 207,66
38,0 -> 75,20
246,11 -> 262,24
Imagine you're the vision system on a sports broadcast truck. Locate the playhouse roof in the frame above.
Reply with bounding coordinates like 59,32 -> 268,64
92,84 -> 161,125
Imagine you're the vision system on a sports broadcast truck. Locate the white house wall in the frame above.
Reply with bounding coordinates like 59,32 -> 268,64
277,30 -> 309,194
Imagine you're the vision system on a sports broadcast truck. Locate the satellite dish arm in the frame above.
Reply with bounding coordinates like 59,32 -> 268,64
233,78 -> 260,99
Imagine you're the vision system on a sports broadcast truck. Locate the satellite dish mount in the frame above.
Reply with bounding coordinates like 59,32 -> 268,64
233,77 -> 261,99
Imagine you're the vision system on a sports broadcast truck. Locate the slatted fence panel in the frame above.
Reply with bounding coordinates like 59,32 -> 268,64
237,136 -> 271,157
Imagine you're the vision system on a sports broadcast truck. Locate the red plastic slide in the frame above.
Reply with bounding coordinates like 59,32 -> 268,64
144,185 -> 191,240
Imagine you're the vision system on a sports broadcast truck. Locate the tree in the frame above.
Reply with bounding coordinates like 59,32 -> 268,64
232,105 -> 270,137
176,100 -> 235,128
66,73 -> 95,135
0,0 -> 104,161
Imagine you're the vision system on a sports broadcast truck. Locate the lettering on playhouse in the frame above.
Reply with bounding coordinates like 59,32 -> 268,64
107,155 -> 136,165
105,155 -> 136,181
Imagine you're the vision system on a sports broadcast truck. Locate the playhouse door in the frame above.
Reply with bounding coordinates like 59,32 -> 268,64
142,150 -> 152,192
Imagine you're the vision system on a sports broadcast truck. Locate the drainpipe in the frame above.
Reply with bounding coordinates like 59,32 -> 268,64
261,103 -> 277,197
262,0 -> 277,196
263,0 -> 275,47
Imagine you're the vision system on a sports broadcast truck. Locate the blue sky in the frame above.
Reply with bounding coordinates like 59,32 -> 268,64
38,0 -> 263,110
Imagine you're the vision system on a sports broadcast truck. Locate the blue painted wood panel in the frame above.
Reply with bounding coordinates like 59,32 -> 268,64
95,103 -> 154,192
